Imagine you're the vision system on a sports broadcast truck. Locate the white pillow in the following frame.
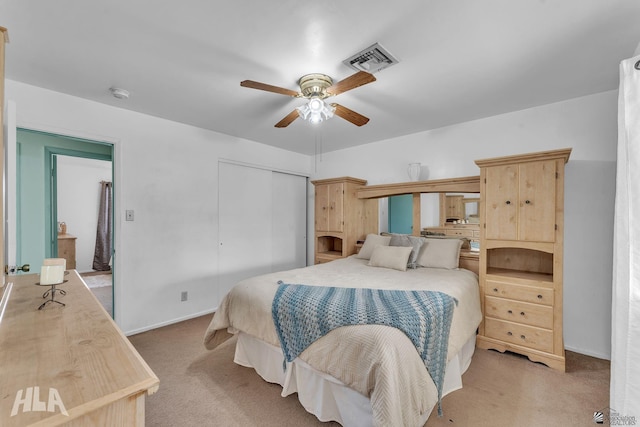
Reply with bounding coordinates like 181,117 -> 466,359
356,234 -> 392,260
416,238 -> 463,269
368,246 -> 413,271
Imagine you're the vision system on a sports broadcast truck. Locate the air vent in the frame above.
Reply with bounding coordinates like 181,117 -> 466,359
342,43 -> 399,74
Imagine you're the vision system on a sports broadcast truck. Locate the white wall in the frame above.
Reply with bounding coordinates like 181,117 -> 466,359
57,156 -> 112,272
6,79 -> 312,335
7,78 -> 617,358
310,90 -> 618,359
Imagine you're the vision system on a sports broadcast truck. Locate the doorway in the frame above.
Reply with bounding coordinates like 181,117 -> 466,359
15,129 -> 114,316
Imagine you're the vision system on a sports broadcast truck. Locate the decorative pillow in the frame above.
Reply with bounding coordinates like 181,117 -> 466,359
416,238 -> 463,269
367,245 -> 413,271
356,234 -> 392,260
389,234 -> 425,269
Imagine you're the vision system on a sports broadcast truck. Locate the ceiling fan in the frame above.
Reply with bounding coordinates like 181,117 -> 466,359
240,71 -> 376,128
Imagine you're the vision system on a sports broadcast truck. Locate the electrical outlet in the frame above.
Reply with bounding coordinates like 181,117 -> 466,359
181,291 -> 188,302
125,210 -> 134,221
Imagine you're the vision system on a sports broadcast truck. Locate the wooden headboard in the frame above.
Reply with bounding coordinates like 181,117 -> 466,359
356,175 -> 481,275
356,175 -> 480,235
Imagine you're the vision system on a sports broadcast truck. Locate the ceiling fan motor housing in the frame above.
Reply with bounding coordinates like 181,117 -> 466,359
299,73 -> 333,98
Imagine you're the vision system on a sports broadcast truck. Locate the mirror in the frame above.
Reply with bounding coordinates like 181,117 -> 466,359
439,193 -> 480,226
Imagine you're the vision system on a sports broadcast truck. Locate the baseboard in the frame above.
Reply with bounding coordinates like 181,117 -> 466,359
124,307 -> 217,336
564,344 -> 611,361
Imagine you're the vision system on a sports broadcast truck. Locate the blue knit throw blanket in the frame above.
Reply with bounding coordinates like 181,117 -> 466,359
271,282 -> 458,416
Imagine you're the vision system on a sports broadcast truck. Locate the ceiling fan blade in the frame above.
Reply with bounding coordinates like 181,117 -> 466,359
326,71 -> 376,96
275,110 -> 300,128
331,104 -> 370,126
240,80 -> 300,97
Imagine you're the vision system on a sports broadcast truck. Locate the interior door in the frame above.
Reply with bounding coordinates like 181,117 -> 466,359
5,100 -> 17,273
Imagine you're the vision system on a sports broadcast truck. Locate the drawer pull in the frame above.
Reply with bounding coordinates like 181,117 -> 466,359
537,295 -> 543,299
507,331 -> 513,336
520,335 -> 526,340
493,288 -> 498,292
525,200 -> 531,204
505,200 -> 511,205
520,312 -> 525,316
507,310 -> 513,314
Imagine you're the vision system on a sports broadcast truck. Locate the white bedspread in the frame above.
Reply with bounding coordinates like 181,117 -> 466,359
204,256 -> 482,427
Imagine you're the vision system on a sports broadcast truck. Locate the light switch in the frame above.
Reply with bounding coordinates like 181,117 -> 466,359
125,210 -> 134,221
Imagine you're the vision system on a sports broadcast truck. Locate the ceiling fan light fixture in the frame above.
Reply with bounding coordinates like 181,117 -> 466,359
297,98 -> 335,124
299,74 -> 333,98
308,97 -> 324,113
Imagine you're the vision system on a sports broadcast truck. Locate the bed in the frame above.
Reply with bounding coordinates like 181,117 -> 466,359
204,234 -> 482,427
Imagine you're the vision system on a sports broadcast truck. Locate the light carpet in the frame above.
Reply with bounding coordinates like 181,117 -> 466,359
129,315 -> 610,427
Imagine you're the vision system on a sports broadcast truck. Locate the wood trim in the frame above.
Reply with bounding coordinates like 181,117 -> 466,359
474,148 -> 572,168
1,27 -> 7,283
311,176 -> 367,186
412,194 -> 421,236
356,175 -> 480,199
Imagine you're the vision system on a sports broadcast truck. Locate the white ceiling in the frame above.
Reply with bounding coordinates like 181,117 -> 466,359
3,1 -> 640,155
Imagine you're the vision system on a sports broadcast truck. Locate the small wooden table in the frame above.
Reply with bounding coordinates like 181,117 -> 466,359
0,271 -> 159,426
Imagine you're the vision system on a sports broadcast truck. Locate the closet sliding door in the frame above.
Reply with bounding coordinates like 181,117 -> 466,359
218,162 -> 307,301
271,171 -> 307,272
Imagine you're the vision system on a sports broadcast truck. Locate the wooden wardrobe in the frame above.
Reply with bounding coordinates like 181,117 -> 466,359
311,177 -> 378,264
475,148 -> 571,371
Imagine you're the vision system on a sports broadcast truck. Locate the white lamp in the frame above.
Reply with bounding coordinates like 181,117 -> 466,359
296,97 -> 336,124
40,258 -> 66,285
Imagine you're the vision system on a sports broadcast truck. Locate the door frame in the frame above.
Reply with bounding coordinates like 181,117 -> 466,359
45,147 -> 113,259
14,128 -> 115,317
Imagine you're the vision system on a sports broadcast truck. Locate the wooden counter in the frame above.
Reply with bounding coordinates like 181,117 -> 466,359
0,271 -> 159,426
